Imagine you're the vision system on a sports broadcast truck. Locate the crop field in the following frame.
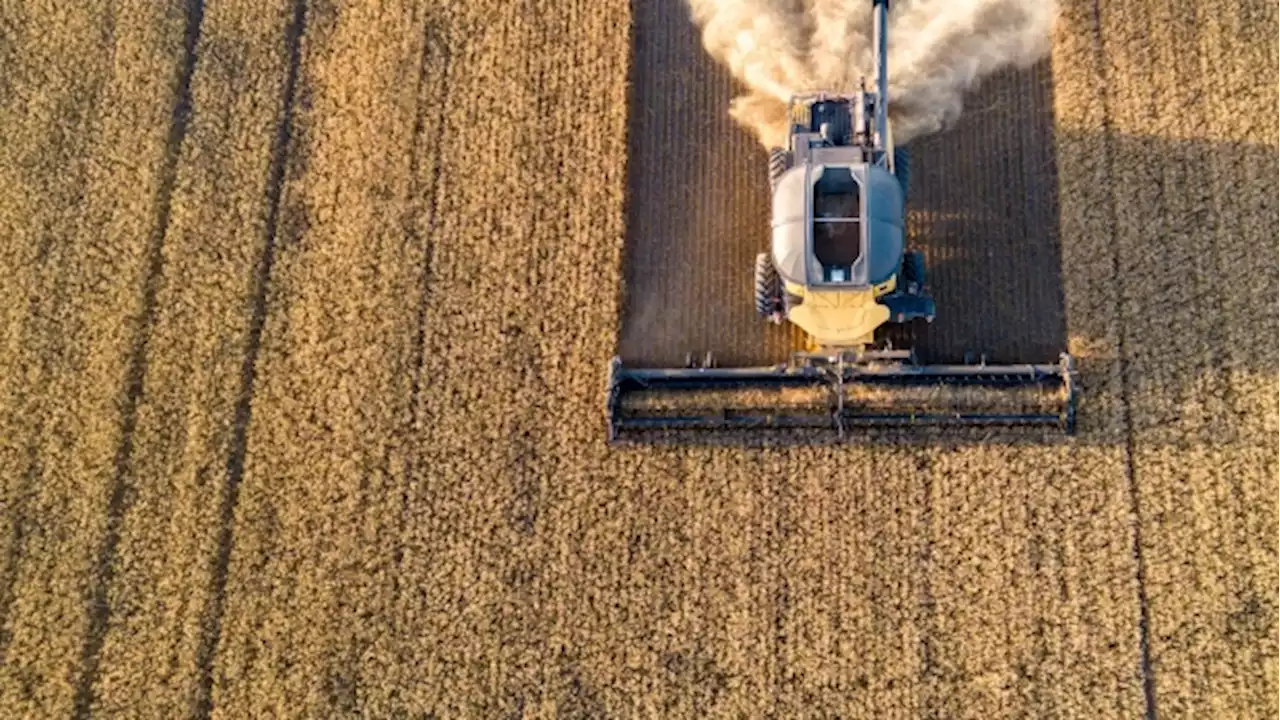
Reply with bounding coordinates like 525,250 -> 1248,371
0,0 -> 1275,717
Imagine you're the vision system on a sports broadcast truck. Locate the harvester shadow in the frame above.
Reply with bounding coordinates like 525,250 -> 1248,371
887,60 -> 1068,366
1059,130 -> 1278,449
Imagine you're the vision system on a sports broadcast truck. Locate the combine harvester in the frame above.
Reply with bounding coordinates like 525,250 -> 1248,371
607,0 -> 1076,442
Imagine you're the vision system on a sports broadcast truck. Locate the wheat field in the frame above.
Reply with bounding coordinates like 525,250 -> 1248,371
0,0 -> 1275,717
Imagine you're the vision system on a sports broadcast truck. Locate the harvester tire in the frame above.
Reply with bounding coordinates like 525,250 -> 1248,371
902,250 -> 926,293
754,252 -> 782,322
894,146 -> 910,202
768,147 -> 791,191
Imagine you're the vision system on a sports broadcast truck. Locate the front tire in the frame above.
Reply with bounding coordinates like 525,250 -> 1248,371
754,252 -> 782,323
768,147 -> 791,192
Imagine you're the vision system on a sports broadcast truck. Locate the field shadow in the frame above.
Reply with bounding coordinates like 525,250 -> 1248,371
1064,130 -> 1278,447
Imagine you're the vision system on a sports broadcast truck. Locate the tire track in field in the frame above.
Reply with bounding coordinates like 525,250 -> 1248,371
191,1 -> 307,714
769,455 -> 792,707
204,2 -> 465,711
1099,0 -> 1278,715
0,8 -> 118,663
915,450 -> 939,715
0,456 -> 43,669
76,1 -> 305,713
0,3 -> 211,714
1086,3 -> 1154,717
71,3 -> 206,714
0,8 -> 24,108
1046,1 -> 1151,714
390,8 -> 453,645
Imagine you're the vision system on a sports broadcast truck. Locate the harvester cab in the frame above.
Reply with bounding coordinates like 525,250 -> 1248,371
606,0 -> 1077,442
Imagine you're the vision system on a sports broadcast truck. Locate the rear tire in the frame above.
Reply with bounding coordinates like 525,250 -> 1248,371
754,252 -> 782,322
901,250 -> 925,294
768,147 -> 791,192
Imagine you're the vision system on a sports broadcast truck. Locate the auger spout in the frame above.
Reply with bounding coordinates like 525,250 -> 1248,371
873,0 -> 890,149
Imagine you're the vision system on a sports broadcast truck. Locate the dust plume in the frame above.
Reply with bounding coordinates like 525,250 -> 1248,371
686,0 -> 1058,148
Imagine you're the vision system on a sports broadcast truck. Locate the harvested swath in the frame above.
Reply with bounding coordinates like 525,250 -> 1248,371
328,1 -> 635,713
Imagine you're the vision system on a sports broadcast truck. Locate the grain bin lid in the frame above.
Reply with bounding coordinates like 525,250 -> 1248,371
862,163 -> 905,285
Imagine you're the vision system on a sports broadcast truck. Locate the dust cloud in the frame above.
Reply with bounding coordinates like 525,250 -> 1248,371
686,0 -> 1058,148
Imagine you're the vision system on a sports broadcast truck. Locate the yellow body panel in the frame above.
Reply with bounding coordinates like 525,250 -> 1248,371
784,280 -> 893,348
